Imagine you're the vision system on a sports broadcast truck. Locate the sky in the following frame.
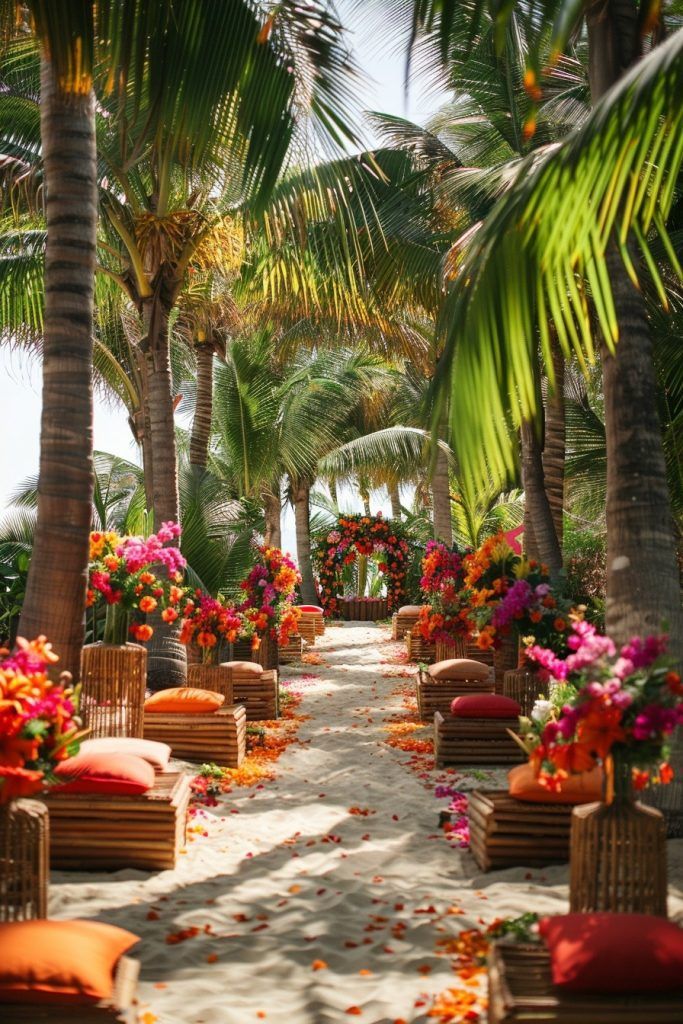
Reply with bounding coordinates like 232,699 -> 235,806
0,5 -> 449,554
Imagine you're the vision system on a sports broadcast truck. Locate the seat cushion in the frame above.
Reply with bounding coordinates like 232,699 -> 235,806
298,605 -> 324,614
428,658 -> 490,681
450,694 -> 520,718
219,661 -> 262,677
144,686 -> 225,713
508,762 -> 603,804
0,919 -> 139,1004
540,913 -> 683,993
53,752 -> 155,795
78,737 -> 171,771
398,605 -> 422,615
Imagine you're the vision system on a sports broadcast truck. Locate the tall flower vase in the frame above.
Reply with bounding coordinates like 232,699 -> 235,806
435,636 -> 467,662
569,752 -> 667,916
80,604 -> 147,738
493,633 -> 519,695
257,632 -> 279,671
0,800 -> 49,922
188,658 -> 233,703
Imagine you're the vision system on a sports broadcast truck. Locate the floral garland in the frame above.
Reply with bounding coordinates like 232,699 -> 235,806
416,540 -> 472,645
313,512 -> 410,617
238,545 -> 302,645
0,637 -> 82,804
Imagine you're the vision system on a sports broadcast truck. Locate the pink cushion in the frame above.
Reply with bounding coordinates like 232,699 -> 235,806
540,913 -> 683,993
54,752 -> 155,795
398,605 -> 422,615
298,605 -> 324,614
450,694 -> 521,718
428,658 -> 490,681
219,660 -> 262,676
79,738 -> 171,771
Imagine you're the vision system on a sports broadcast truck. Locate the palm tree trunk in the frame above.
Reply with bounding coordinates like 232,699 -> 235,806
18,60 -> 97,681
521,419 -> 562,573
432,425 -> 453,544
292,478 -> 317,604
142,294 -> 186,689
542,340 -> 565,550
388,480 -> 401,520
587,1 -> 683,830
329,478 -> 338,508
189,342 -> 214,468
262,486 -> 282,548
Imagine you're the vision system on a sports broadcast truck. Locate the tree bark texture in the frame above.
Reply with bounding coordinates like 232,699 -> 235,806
189,342 -> 214,468
18,61 -> 97,681
542,340 -> 566,550
432,417 -> 453,544
262,486 -> 282,548
292,478 -> 317,604
521,419 -> 562,574
389,480 -> 401,520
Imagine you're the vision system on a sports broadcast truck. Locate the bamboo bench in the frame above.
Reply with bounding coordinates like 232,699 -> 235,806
434,712 -> 524,768
468,790 -> 572,872
488,942 -> 683,1023
2,955 -> 140,1023
144,704 -> 247,766
46,771 -> 191,872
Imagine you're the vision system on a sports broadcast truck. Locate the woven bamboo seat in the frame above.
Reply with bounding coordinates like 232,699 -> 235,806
297,609 -> 324,644
405,630 -> 435,663
391,609 -> 420,640
231,668 -> 279,720
45,772 -> 191,872
1,955 -> 139,1023
434,712 -> 524,768
417,668 -> 493,719
488,942 -> 683,1023
144,704 -> 246,766
468,790 -> 573,871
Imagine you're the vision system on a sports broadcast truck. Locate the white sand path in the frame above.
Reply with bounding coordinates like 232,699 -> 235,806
50,624 -> 683,1024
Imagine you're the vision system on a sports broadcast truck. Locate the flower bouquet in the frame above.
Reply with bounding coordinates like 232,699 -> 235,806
180,592 -> 255,665
0,637 -> 82,804
239,546 -> 302,659
88,522 -> 186,644
416,541 -> 472,652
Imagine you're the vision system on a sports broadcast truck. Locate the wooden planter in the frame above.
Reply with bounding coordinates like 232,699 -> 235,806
80,642 -> 147,739
187,663 -> 233,703
417,668 -> 494,720
434,712 -> 523,768
405,629 -> 436,663
468,790 -> 572,872
279,633 -> 303,664
493,634 -> 519,695
487,942 -> 683,1024
503,666 -> 548,718
569,798 -> 667,915
0,799 -> 49,921
231,669 -> 279,721
435,636 -> 467,662
297,612 -> 319,645
341,597 -> 389,621
391,609 -> 420,640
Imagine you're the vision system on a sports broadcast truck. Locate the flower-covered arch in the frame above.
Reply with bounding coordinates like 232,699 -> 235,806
313,513 -> 410,617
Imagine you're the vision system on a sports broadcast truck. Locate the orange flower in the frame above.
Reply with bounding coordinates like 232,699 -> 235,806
132,624 -> 153,642
139,596 -> 158,614
659,762 -> 674,785
553,618 -> 566,631
577,705 -> 626,760
0,765 -> 44,804
162,608 -> 179,623
632,769 -> 650,791
140,572 -> 155,585
551,741 -> 596,775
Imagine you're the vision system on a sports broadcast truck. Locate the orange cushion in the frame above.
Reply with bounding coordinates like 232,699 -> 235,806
398,605 -> 422,615
54,752 -> 155,795
219,661 -> 262,677
144,687 -> 225,713
508,763 -> 603,804
428,658 -> 490,681
0,919 -> 139,1004
539,913 -> 683,993
298,605 -> 324,614
79,737 -> 171,770
450,694 -> 520,718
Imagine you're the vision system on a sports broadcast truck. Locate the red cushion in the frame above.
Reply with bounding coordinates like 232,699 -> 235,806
298,605 -> 323,614
0,919 -> 138,1005
540,913 -> 683,993
450,694 -> 521,718
54,752 -> 155,795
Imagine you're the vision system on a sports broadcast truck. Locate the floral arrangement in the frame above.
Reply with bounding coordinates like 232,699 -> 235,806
0,637 -> 82,804
518,619 -> 682,793
88,522 -> 186,643
239,545 -> 302,644
179,591 -> 255,663
416,540 -> 472,645
313,513 -> 410,617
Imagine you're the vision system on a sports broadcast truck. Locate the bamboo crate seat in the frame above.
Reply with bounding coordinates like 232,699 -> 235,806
468,790 -> 572,872
297,612 -> 319,645
45,772 -> 191,872
405,630 -> 436,663
278,633 -> 303,664
231,668 -> 279,721
79,642 -> 147,739
391,610 -> 420,640
417,668 -> 493,719
1,955 -> 140,1023
144,704 -> 247,767
467,642 -> 494,668
434,712 -> 524,768
488,942 -> 683,1023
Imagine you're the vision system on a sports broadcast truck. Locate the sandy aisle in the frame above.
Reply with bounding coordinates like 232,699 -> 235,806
50,624 -> 683,1024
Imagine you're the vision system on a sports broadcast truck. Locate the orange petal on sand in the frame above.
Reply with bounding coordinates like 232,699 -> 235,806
311,959 -> 328,971
359,969 -> 373,976
141,1014 -> 158,1024
207,954 -> 218,964
346,1008 -> 363,1016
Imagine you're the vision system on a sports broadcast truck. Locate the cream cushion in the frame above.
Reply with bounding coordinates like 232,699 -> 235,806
428,658 -> 490,681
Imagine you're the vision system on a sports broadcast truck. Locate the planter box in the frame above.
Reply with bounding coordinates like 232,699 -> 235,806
340,598 -> 389,621
80,642 -> 147,739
